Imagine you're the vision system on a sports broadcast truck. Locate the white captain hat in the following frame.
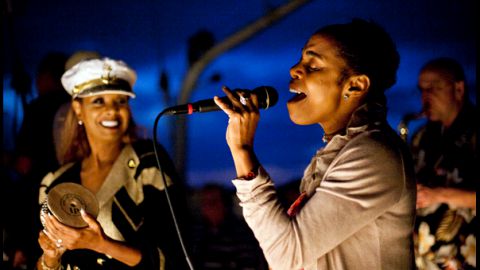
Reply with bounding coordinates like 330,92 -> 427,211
61,57 -> 137,99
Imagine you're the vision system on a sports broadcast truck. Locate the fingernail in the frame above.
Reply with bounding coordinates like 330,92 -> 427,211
80,208 -> 86,215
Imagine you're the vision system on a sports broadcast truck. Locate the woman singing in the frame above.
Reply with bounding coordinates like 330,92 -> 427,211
215,19 -> 416,270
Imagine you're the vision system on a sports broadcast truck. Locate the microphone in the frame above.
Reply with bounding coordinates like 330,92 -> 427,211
164,86 -> 278,115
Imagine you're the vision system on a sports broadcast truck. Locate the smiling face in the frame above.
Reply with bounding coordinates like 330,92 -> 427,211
72,94 -> 131,145
287,34 -> 350,127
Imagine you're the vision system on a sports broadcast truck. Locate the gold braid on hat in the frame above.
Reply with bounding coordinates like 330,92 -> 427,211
72,77 -> 132,98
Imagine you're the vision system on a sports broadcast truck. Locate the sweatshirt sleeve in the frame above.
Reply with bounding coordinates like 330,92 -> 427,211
232,132 -> 408,270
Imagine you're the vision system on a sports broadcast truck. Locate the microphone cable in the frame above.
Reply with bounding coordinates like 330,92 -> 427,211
152,109 -> 195,270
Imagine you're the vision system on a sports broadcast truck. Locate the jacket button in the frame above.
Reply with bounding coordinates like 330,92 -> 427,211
128,159 -> 136,168
97,258 -> 106,265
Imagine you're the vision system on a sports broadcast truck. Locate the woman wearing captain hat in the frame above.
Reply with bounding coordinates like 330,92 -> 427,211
36,58 -> 187,270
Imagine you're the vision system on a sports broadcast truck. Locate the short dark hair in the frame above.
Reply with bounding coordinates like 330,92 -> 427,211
420,57 -> 466,83
314,19 -> 400,99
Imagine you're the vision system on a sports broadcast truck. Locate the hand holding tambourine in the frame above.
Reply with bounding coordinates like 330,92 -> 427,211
40,183 -> 105,251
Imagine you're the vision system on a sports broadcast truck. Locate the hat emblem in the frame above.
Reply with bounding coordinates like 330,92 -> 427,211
101,63 -> 115,84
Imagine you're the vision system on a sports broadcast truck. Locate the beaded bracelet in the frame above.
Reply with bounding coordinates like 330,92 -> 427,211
243,171 -> 257,180
41,255 -> 61,270
239,166 -> 259,180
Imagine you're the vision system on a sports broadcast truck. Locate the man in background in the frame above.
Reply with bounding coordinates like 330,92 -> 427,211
411,57 -> 476,269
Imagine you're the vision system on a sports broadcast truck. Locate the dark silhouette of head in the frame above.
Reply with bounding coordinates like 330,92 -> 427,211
36,52 -> 68,95
199,184 -> 232,229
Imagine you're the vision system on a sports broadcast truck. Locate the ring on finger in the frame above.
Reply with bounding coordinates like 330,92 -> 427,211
239,95 -> 249,106
56,239 -> 63,248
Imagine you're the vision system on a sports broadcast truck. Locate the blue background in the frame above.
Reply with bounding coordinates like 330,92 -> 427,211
3,0 -> 476,188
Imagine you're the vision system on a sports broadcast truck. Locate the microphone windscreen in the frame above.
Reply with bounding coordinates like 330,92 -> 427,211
252,86 -> 278,109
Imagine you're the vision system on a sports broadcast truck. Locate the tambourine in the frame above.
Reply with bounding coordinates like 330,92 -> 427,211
41,182 -> 99,228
